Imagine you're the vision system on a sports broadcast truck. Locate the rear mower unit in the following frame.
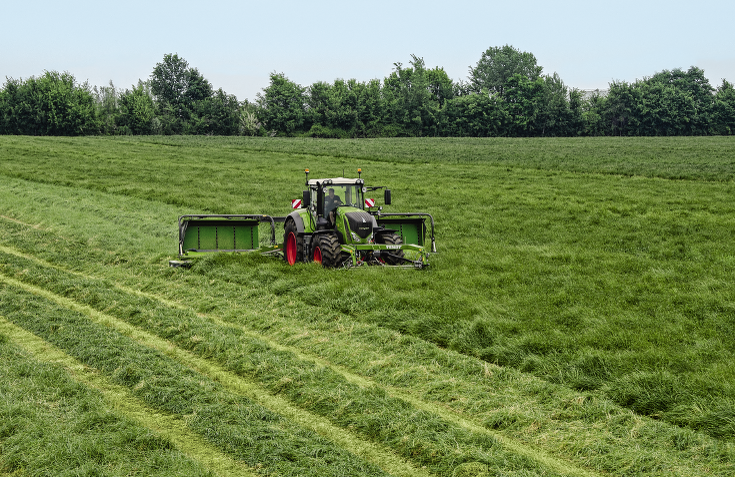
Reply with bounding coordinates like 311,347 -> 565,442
171,169 -> 435,269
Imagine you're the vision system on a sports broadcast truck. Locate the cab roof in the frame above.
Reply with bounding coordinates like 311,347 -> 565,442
307,177 -> 363,187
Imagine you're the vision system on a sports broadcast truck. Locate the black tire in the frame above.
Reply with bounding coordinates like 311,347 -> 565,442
377,231 -> 404,265
313,234 -> 341,268
283,219 -> 304,265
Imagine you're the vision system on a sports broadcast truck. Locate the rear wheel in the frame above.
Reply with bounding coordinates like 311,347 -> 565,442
376,231 -> 404,265
283,220 -> 303,265
313,234 -> 341,268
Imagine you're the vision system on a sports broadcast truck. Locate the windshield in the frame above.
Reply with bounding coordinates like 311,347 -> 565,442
322,184 -> 364,215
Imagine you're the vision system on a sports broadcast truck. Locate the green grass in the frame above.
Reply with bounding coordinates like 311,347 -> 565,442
0,331 -> 215,477
1,135 -> 735,475
3,135 -> 734,181
3,244 -> 734,475
0,250 -> 587,477
2,225 -> 733,476
0,281 -> 391,477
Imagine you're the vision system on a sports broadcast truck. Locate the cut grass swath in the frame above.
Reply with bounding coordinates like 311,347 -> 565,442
1,247 -> 733,476
0,325 -> 219,477
0,281 -> 390,477
0,267 -> 432,477
0,268 -> 570,477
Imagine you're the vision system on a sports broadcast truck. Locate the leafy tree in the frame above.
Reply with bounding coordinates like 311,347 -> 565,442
149,54 -> 215,125
501,74 -> 545,136
600,81 -> 637,136
425,67 -> 455,106
306,78 -> 390,138
469,45 -> 543,95
382,55 -> 439,136
535,73 -> 583,136
150,53 -> 191,108
307,79 -> 359,135
148,54 -> 233,134
0,71 -> 98,135
633,81 -> 697,135
256,72 -> 309,135
117,81 -> 156,135
452,79 -> 472,97
438,92 -> 507,136
591,68 -> 715,136
184,67 -> 214,103
579,91 -> 608,136
186,88 -> 240,135
239,100 -> 263,136
93,81 -> 119,135
713,80 -> 735,135
643,67 -> 714,134
352,78 -> 384,136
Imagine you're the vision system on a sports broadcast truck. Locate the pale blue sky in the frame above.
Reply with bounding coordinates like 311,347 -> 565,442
2,0 -> 734,101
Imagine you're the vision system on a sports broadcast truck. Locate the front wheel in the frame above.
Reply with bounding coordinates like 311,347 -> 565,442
283,220 -> 303,265
313,234 -> 341,268
376,231 -> 404,265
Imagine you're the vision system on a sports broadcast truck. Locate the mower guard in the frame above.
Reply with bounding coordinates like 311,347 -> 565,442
375,212 -> 436,253
176,214 -> 282,258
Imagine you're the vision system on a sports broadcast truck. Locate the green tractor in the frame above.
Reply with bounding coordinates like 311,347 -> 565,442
283,169 -> 435,268
171,169 -> 435,268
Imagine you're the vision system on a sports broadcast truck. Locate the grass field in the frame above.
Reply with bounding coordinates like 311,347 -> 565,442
1,135 -> 734,476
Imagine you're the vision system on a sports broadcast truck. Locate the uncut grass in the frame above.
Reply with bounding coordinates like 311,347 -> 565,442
0,332 -> 214,477
2,250 -> 734,476
1,142 -> 735,444
0,254 -> 566,477
2,135 -> 735,183
0,285 -> 388,477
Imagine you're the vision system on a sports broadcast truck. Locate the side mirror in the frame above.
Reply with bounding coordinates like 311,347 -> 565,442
384,189 -> 391,205
302,190 -> 310,207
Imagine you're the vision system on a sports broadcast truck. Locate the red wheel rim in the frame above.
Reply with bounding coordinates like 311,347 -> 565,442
313,246 -> 322,264
286,232 -> 297,265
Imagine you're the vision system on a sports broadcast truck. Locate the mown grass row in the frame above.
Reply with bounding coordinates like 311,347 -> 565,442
1,245 -> 733,476
0,330 -> 216,477
0,282 -> 429,477
0,254 -> 571,477
0,281 -> 390,477
0,318 -> 260,477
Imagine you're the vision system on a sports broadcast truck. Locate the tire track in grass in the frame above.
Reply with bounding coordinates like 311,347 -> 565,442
0,272 -> 432,477
0,245 -> 594,477
0,316 -> 253,477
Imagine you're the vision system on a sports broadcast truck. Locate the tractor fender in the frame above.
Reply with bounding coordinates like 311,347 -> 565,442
285,209 -> 314,234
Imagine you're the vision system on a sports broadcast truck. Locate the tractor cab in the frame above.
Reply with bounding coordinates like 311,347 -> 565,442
306,178 -> 366,218
303,177 -> 377,244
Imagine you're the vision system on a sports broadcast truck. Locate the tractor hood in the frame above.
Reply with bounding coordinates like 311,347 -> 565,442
344,210 -> 374,239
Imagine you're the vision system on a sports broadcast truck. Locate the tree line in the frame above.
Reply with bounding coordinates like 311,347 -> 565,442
2,47 -> 734,137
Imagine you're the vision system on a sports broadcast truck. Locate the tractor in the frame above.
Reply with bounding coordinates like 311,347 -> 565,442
171,169 -> 435,268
